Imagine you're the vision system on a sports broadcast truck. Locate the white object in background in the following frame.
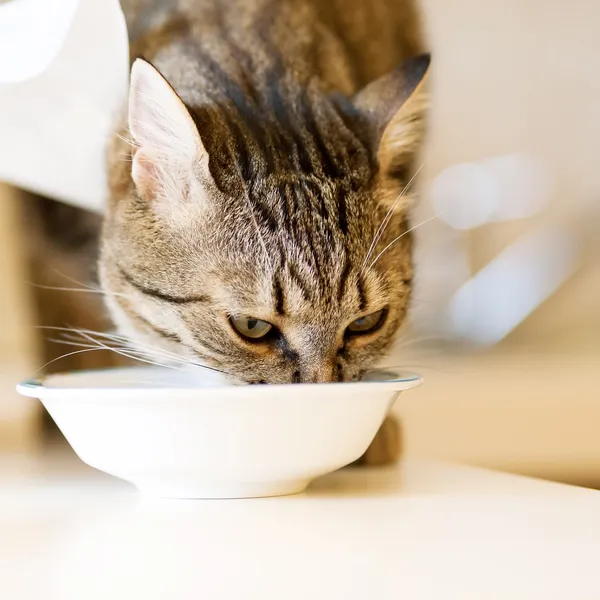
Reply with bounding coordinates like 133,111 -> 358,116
431,154 -> 554,230
16,367 -> 423,499
430,162 -> 499,230
0,0 -> 129,212
0,0 -> 79,83
449,223 -> 579,345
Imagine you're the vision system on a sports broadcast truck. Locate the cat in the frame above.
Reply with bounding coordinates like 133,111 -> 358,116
99,0 -> 428,464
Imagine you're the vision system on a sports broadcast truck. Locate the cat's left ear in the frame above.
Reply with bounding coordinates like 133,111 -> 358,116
354,54 -> 430,182
128,58 -> 210,203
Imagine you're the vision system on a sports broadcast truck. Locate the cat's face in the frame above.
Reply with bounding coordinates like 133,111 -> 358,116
100,56 -> 428,383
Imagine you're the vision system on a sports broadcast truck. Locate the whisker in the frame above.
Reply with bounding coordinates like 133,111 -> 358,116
365,213 -> 441,274
33,348 -> 122,375
361,160 -> 427,272
43,327 -> 179,361
49,337 -> 164,357
74,330 -> 227,373
40,326 -> 171,356
55,336 -> 207,369
70,329 -> 189,371
116,131 -> 138,148
37,325 -> 227,375
29,282 -> 134,300
50,270 -> 99,291
69,330 -> 213,368
46,271 -> 138,302
46,338 -> 183,370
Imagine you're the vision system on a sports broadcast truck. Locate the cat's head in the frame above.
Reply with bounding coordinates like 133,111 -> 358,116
100,55 -> 429,383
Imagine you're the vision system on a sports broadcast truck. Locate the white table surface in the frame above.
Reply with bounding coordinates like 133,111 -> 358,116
1,450 -> 599,600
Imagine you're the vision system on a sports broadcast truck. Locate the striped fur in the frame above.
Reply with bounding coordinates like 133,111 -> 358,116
101,0 -> 428,414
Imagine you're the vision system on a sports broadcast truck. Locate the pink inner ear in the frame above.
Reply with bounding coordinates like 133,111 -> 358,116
132,148 -> 161,201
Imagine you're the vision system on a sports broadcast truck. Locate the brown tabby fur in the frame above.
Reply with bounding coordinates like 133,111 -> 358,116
38,0 -> 428,464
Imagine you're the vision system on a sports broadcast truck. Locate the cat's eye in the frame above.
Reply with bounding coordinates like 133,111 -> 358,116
230,316 -> 274,340
346,309 -> 387,335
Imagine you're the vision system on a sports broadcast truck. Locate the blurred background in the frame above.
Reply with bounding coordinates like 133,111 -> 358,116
0,0 -> 598,485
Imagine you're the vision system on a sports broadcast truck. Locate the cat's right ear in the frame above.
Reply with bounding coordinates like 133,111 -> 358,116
354,54 -> 430,184
128,58 -> 210,203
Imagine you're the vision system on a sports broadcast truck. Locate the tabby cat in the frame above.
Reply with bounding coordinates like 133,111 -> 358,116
99,0 -> 428,463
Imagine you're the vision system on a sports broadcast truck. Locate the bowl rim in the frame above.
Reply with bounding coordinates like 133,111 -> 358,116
16,367 -> 423,400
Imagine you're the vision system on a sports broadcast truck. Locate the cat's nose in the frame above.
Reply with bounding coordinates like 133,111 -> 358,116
301,361 -> 337,383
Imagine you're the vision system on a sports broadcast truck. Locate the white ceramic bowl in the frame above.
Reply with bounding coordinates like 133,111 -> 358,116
17,367 -> 422,499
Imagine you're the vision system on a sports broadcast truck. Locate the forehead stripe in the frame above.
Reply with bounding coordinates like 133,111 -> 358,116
118,266 -> 209,304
